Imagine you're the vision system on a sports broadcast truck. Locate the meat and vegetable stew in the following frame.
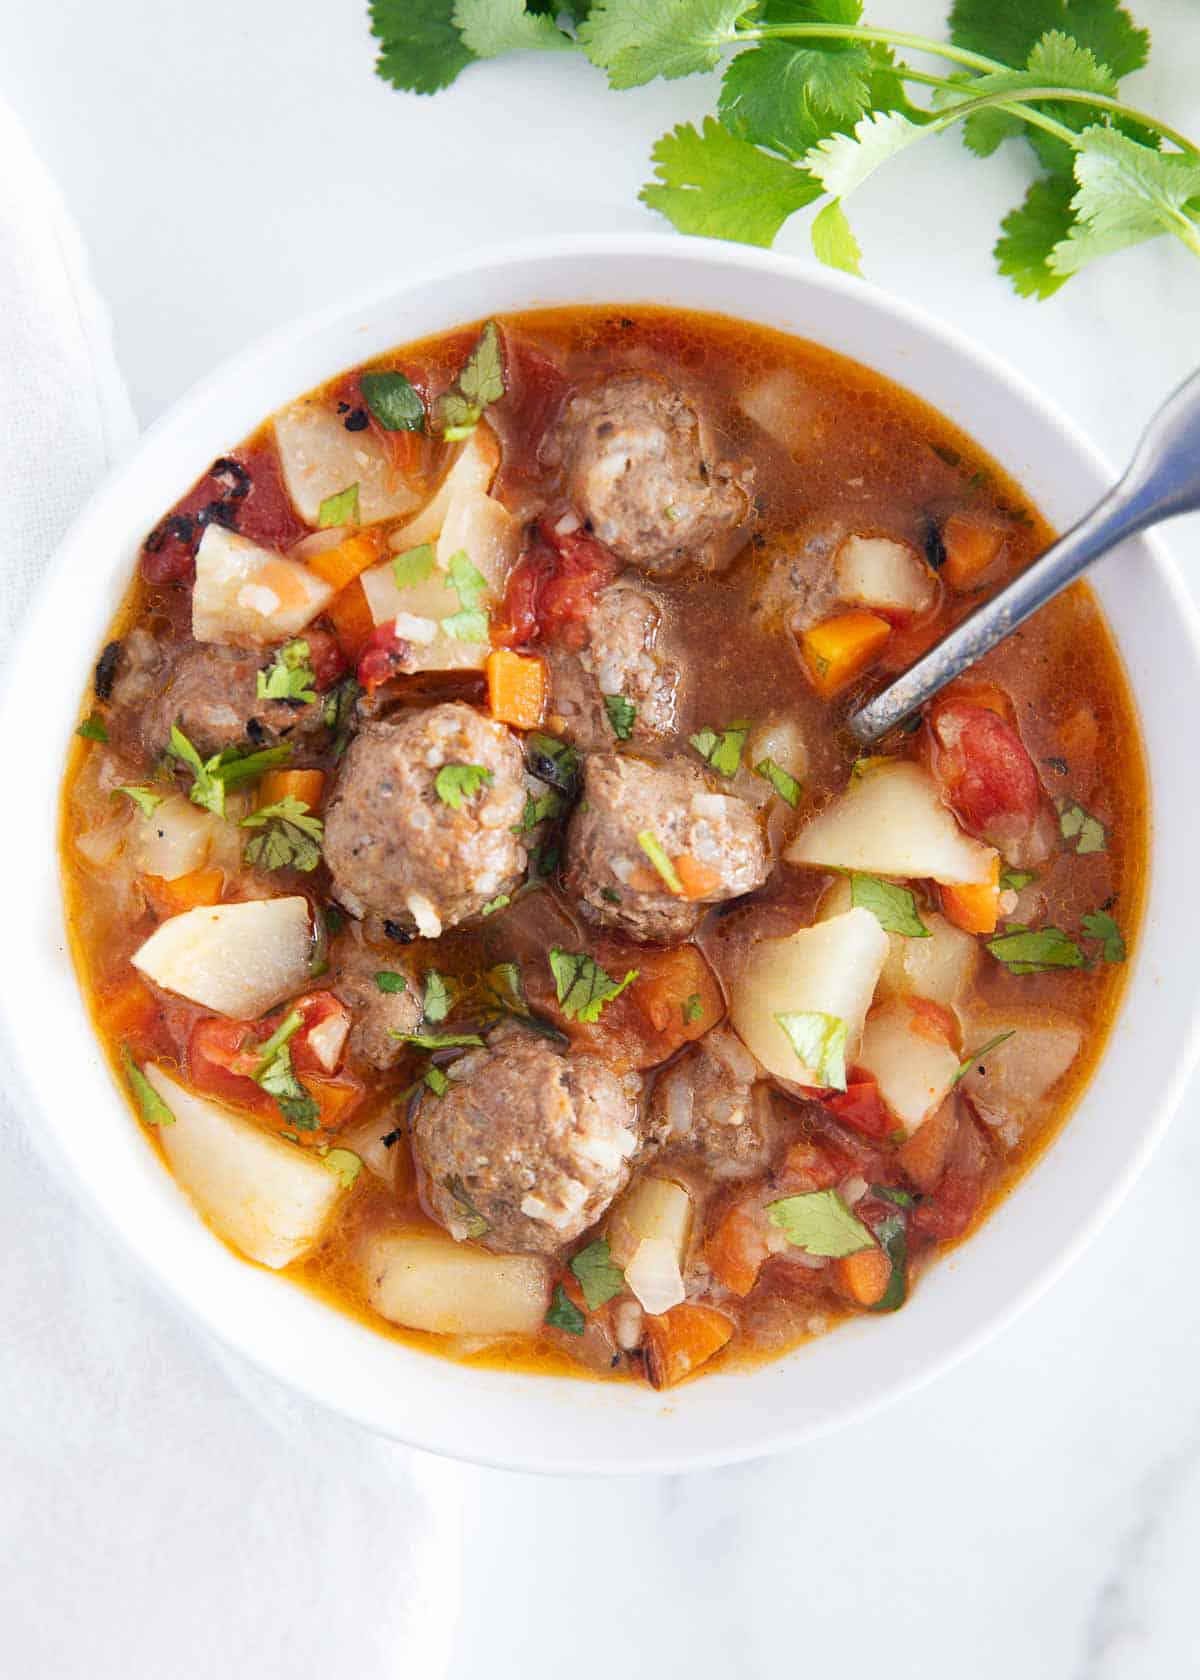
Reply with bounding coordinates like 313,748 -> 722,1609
62,306 -> 1146,1388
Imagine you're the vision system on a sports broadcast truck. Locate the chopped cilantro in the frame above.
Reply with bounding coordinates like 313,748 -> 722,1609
425,1065 -> 450,1097
690,718 -> 750,778
1058,798 -> 1107,855
604,693 -> 637,740
514,788 -> 565,833
524,732 -> 580,797
1082,909 -> 1126,963
240,796 -> 324,873
549,947 -> 638,1023
117,785 -> 165,819
370,0 -> 475,95
360,369 -> 425,432
850,873 -> 929,938
434,762 -> 494,810
392,544 -> 437,590
766,1189 -> 874,1258
422,970 -> 455,1023
481,894 -> 510,916
120,1048 -> 174,1127
986,926 -> 1087,974
545,1282 -> 586,1335
320,1148 -> 363,1187
257,639 -> 317,703
168,726 -> 293,818
570,1238 -> 625,1311
681,991 -> 704,1023
446,548 -> 488,608
77,713 -> 108,743
774,1010 -> 848,1090
754,756 -> 801,807
394,1031 -> 485,1050
636,830 -> 684,895
374,971 -> 408,994
1000,867 -> 1037,892
442,607 -> 490,643
443,1173 -> 489,1237
870,1212 -> 907,1312
432,320 -> 506,438
600,886 -> 621,904
253,1014 -> 320,1129
317,482 -> 360,528
953,1028 -> 1017,1085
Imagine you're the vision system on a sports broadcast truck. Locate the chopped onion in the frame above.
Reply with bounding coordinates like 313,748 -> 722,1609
614,1300 -> 644,1351
75,814 -> 130,868
625,1236 -> 686,1316
306,1011 -> 349,1073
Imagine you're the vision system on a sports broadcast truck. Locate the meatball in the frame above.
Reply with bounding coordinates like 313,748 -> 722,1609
649,1029 -> 769,1179
141,637 -> 337,759
323,702 -> 527,938
414,1025 -> 643,1255
563,754 -> 769,943
548,580 -> 679,748
327,933 -> 420,1070
548,373 -> 754,577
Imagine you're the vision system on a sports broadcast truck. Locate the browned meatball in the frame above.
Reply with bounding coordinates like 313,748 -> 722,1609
649,1029 -> 770,1179
140,638 -> 335,759
547,373 -> 754,576
414,1025 -> 643,1255
324,702 -> 527,937
547,579 -> 680,749
327,933 -> 421,1070
563,754 -> 769,943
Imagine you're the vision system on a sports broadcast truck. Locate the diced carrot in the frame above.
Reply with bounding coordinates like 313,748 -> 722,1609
257,769 -> 326,811
941,513 -> 1006,591
305,530 -> 386,592
142,868 -> 224,918
308,1079 -> 363,1132
706,1201 -> 768,1297
643,1303 -> 734,1390
98,973 -> 159,1040
628,944 -> 723,1041
485,649 -> 546,730
799,610 -> 891,698
674,853 -> 722,900
326,579 -> 376,660
896,1097 -> 958,1192
941,852 -> 1001,935
835,1245 -> 892,1307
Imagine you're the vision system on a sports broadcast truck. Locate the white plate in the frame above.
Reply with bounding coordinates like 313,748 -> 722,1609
5,235 -> 1198,1475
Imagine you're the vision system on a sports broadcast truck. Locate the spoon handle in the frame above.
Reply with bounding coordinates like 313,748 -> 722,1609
848,367 -> 1200,745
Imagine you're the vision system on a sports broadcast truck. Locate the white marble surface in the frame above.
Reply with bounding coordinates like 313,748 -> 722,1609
4,2 -> 1200,1675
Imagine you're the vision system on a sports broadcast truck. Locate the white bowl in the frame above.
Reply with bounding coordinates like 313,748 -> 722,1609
6,235 -> 1198,1475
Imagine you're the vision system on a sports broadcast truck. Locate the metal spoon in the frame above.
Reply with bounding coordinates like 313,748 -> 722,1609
848,367 -> 1200,745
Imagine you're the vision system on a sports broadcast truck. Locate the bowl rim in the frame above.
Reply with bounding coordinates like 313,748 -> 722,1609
7,231 -> 1200,1476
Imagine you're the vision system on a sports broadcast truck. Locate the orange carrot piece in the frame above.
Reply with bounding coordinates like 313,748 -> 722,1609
98,973 -> 159,1040
307,1079 -> 363,1133
897,1098 -> 958,1192
942,513 -> 1006,591
800,610 -> 891,698
257,769 -> 326,811
628,944 -> 723,1040
326,579 -> 375,660
305,530 -> 385,592
674,853 -> 722,900
706,1203 -> 768,1298
941,853 -> 1001,935
643,1303 -> 735,1390
835,1246 -> 892,1307
486,649 -> 546,730
142,868 -> 224,918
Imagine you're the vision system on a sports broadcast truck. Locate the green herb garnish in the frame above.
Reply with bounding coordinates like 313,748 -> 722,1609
77,713 -> 108,743
443,1173 -> 489,1238
257,639 -> 318,703
422,970 -> 455,1023
321,1148 -> 363,1187
850,873 -> 929,938
766,1189 -> 874,1258
120,1048 -> 175,1127
434,762 -> 494,810
1058,798 -> 1107,854
636,829 -> 683,895
361,369 -> 426,432
1082,909 -> 1126,963
392,543 -> 437,590
545,1282 -> 586,1335
986,926 -> 1087,973
953,1028 -> 1017,1085
117,785 -> 165,819
317,482 -> 360,528
604,693 -> 637,740
431,319 -> 506,438
754,757 -> 801,807
240,796 -> 324,873
549,947 -> 638,1023
690,718 -> 750,778
774,1010 -> 849,1091
374,971 -> 408,994
570,1238 -> 625,1311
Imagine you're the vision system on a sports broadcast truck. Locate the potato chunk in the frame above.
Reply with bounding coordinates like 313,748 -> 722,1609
192,525 -> 333,646
273,399 -> 425,525
146,1067 -> 349,1268
132,896 -> 312,1017
834,535 -> 935,616
363,1228 -> 551,1335
856,999 -> 960,1135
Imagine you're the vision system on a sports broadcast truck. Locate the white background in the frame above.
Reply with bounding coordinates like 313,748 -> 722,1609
3,2 -> 1200,1675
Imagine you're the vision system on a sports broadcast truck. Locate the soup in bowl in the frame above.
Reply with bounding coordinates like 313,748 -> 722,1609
8,240 -> 1195,1471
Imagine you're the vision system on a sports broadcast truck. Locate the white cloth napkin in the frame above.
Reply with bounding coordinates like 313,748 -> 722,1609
0,99 -> 478,1678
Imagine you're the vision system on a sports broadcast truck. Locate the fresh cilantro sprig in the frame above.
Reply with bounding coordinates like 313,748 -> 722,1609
240,796 -> 324,873
370,0 -> 1200,297
167,725 -> 292,819
257,640 -> 318,704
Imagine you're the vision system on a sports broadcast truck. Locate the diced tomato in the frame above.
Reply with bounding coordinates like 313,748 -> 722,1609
140,446 -> 306,585
825,1077 -> 893,1140
911,1113 -> 990,1240
189,1017 -> 277,1117
188,992 -> 352,1116
489,335 -> 569,487
493,518 -> 619,652
304,627 -> 347,691
356,621 -> 413,693
926,700 -> 1041,850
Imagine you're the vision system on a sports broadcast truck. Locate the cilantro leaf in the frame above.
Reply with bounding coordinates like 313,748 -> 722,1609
549,947 -> 638,1022
580,0 -> 748,89
514,788 -> 565,832
545,1282 -> 586,1334
443,1173 -> 489,1237
77,712 -> 109,743
870,1211 -> 907,1312
1050,127 -> 1200,278
481,894 -> 510,916
1000,866 -> 1038,892
446,549 -> 488,609
240,796 -> 324,873
766,1188 -> 873,1257
118,785 -> 165,819
318,482 -> 360,528
425,1065 -> 450,1097
434,762 -> 494,810
422,970 -> 455,1023
320,1148 -> 363,1188
682,991 -> 704,1023
1082,909 -> 1126,963
995,175 -> 1076,298
257,639 -> 318,703
453,0 -> 575,56
375,971 -> 408,994
524,732 -> 580,797
167,724 -> 224,815
774,1010 -> 849,1089
689,717 -> 750,777
392,544 -> 437,589
370,0 -> 474,95
636,829 -> 684,894
948,0 -> 1151,84
604,693 -> 637,740
811,196 -> 863,274
441,607 -> 490,643
361,370 -> 426,432
953,1028 -> 1017,1084
120,1048 -> 175,1126
754,757 -> 802,807
986,926 -> 1086,973
641,118 -> 820,246
803,107 -> 924,199
432,320 -> 506,437
257,1041 -> 320,1130
395,1030 -> 485,1049
1057,797 -> 1107,854
720,37 -> 877,161
570,1238 -> 625,1310
850,873 -> 929,937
